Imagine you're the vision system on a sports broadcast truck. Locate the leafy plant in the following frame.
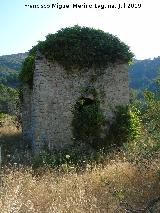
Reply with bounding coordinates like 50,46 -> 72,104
19,25 -> 134,87
34,25 -> 133,69
19,55 -> 35,88
0,83 -> 20,115
72,88 -> 106,148
107,105 -> 141,146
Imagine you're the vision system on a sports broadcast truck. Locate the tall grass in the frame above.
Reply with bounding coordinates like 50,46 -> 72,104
0,115 -> 160,212
0,156 -> 160,212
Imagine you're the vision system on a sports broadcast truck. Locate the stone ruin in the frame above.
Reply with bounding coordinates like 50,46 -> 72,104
22,52 -> 129,151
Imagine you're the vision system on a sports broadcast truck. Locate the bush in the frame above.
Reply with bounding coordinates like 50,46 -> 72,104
0,84 -> 20,115
19,55 -> 35,87
33,25 -> 133,70
107,105 -> 141,147
20,25 -> 134,87
71,89 -> 106,148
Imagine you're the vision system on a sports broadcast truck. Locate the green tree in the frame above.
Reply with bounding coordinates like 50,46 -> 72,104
0,83 -> 20,116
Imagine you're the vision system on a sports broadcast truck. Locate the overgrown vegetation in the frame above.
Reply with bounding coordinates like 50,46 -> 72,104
107,105 -> 141,147
71,86 -> 141,149
1,27 -> 160,212
72,88 -> 106,148
1,74 -> 160,211
0,118 -> 160,212
122,76 -> 160,161
19,55 -> 35,87
0,69 -> 19,87
0,84 -> 20,115
20,25 -> 134,87
0,157 -> 160,212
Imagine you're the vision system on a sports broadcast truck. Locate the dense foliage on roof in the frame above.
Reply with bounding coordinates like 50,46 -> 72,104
20,25 -> 134,86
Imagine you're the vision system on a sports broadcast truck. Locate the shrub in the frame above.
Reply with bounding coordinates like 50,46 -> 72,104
32,25 -> 133,70
19,25 -> 134,87
19,55 -> 35,88
107,105 -> 141,147
71,89 -> 106,148
0,84 -> 20,115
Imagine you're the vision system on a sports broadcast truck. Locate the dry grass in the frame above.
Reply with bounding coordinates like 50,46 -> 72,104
0,115 -> 22,152
0,116 -> 160,212
0,158 -> 160,213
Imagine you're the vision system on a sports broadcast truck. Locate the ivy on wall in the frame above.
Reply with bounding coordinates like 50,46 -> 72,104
19,55 -> 35,88
71,88 -> 106,148
19,25 -> 134,87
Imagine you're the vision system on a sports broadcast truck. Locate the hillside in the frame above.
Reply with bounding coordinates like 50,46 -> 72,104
0,53 -> 28,70
0,53 -> 28,87
129,57 -> 160,91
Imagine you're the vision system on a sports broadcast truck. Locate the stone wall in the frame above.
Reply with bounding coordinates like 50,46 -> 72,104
22,55 -> 129,151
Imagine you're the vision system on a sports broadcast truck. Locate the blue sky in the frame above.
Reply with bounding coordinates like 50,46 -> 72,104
0,0 -> 160,59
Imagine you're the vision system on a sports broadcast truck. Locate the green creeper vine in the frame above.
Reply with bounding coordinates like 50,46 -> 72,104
19,25 -> 134,87
71,88 -> 106,148
19,55 -> 35,88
